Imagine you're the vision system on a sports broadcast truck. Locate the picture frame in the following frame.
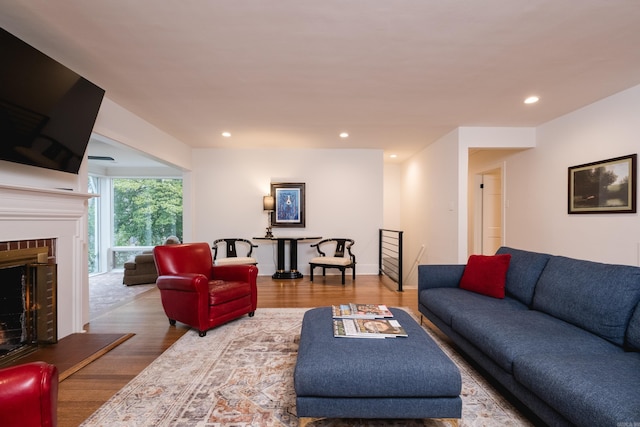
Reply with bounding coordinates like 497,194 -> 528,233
270,182 -> 305,227
568,154 -> 637,214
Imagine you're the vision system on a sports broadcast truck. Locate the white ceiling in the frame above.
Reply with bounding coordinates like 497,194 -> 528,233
2,0 -> 640,165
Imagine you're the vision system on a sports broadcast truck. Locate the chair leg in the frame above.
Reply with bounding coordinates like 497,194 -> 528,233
169,318 -> 176,326
310,265 -> 314,282
341,269 -> 345,285
199,330 -> 206,337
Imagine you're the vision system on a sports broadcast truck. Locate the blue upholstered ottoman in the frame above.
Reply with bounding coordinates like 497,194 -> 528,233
294,307 -> 462,426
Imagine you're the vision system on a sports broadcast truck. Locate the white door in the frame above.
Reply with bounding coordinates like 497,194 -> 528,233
481,171 -> 502,255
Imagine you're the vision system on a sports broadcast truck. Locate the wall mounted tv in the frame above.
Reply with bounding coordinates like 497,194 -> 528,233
0,28 -> 105,174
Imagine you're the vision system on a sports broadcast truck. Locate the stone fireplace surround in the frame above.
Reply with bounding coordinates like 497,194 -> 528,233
0,184 -> 93,340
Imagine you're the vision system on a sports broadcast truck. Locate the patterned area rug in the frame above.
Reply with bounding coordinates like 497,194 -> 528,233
80,308 -> 532,427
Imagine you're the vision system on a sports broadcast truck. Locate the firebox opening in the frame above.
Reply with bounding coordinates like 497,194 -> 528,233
0,245 -> 57,366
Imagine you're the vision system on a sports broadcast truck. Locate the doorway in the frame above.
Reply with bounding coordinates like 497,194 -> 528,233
474,167 -> 503,255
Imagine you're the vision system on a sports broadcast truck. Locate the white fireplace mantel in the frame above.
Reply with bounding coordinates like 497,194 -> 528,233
0,184 -> 95,337
0,184 -> 95,219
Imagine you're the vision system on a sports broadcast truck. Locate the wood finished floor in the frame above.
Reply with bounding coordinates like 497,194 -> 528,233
58,275 -> 417,427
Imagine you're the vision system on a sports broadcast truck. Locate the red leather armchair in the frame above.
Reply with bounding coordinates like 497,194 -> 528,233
153,242 -> 258,336
0,361 -> 58,427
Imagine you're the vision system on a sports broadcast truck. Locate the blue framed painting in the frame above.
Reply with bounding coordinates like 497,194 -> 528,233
271,182 -> 305,227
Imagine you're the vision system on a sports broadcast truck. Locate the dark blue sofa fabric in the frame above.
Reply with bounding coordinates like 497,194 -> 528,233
295,397 -> 462,419
451,310 -> 621,372
627,304 -> 640,350
532,256 -> 640,346
418,247 -> 640,427
496,246 -> 551,306
514,352 -> 640,426
417,264 -> 465,290
295,307 -> 461,398
420,288 -> 527,326
294,307 -> 462,420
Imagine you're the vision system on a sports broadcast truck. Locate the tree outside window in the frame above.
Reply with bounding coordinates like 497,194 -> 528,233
113,178 -> 183,247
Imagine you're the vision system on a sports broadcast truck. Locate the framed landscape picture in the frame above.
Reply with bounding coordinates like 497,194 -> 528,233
568,154 -> 636,214
270,182 -> 305,227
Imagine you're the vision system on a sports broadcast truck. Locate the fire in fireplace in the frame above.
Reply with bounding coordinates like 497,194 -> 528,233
0,245 -> 57,366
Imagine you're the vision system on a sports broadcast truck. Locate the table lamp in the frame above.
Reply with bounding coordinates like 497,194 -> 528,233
263,195 -> 275,238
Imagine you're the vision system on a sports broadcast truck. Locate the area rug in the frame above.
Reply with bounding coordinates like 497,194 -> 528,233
80,308 -> 532,427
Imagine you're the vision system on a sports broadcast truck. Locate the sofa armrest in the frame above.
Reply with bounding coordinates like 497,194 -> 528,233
156,274 -> 209,293
418,264 -> 465,292
0,361 -> 58,427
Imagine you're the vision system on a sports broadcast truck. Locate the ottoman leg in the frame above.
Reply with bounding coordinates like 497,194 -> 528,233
434,418 -> 460,427
299,417 -> 324,427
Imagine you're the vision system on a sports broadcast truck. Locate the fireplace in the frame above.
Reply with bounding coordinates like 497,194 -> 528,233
0,184 -> 93,344
0,243 -> 57,366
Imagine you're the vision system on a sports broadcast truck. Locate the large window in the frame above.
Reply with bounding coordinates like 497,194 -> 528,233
88,176 -> 183,272
113,178 -> 183,247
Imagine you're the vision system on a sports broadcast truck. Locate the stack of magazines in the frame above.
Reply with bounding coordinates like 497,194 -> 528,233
332,303 -> 408,338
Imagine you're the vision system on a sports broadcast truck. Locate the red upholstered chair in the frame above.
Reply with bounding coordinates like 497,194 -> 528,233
0,361 -> 58,427
153,242 -> 258,336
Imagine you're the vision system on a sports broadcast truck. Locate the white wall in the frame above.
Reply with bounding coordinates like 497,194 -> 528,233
191,148 -> 384,276
383,163 -> 402,230
401,129 -> 460,287
93,98 -> 193,172
505,85 -> 640,266
402,84 -> 640,273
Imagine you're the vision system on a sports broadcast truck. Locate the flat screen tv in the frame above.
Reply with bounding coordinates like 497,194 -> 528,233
0,28 -> 105,174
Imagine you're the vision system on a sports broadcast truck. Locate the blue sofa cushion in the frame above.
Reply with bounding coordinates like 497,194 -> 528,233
451,310 -> 621,372
420,288 -> 527,326
513,352 -> 640,426
627,303 -> 640,351
532,256 -> 640,346
495,247 -> 551,306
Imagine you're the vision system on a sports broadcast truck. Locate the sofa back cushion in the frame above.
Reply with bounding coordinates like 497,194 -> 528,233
626,303 -> 640,351
495,247 -> 551,306
532,256 -> 640,346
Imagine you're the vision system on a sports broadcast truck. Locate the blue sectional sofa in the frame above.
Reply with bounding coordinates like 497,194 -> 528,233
418,246 -> 640,427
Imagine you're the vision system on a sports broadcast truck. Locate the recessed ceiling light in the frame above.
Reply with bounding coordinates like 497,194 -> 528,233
524,96 -> 539,104
222,132 -> 231,137
339,132 -> 349,138
390,154 -> 397,159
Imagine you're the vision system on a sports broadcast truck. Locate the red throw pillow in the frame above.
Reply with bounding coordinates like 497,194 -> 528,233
459,254 -> 512,299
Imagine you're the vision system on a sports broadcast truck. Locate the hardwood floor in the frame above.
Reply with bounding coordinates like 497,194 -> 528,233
58,275 -> 417,427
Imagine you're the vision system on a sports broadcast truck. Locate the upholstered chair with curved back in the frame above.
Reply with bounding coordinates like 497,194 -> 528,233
0,361 -> 58,427
153,242 -> 258,336
309,238 -> 356,285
